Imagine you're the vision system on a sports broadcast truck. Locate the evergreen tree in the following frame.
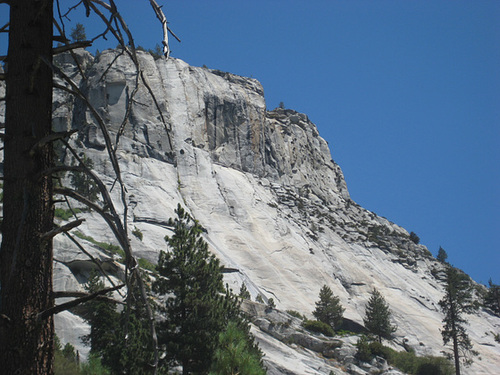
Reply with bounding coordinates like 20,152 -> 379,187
239,283 -> 251,300
82,271 -> 154,375
483,279 -> 500,316
437,247 -> 448,263
363,288 -> 397,343
439,267 -> 479,375
82,271 -> 120,371
312,285 -> 345,330
153,204 -> 244,374
209,321 -> 266,375
70,22 -> 87,42
409,231 -> 420,244
70,154 -> 100,202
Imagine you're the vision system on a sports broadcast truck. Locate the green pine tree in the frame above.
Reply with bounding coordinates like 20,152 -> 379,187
70,154 -> 100,202
153,204 -> 244,375
312,285 -> 345,330
439,267 -> 479,375
239,283 -> 251,300
483,279 -> 500,317
82,271 -> 120,368
82,271 -> 154,375
209,321 -> 266,375
437,247 -> 448,263
363,288 -> 397,343
70,23 -> 87,42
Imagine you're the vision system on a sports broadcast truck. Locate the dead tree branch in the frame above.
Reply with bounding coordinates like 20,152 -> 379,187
38,283 -> 125,320
41,219 -> 85,241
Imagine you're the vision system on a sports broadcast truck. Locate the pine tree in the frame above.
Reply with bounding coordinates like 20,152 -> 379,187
363,288 -> 397,343
239,283 -> 251,300
70,154 -> 100,202
82,271 -> 120,371
83,271 -> 155,375
209,321 -> 266,375
437,247 -> 448,263
312,285 -> 345,330
70,22 -> 87,42
439,267 -> 479,375
153,204 -> 244,374
483,279 -> 500,316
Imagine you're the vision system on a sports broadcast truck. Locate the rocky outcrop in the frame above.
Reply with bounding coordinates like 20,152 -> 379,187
2,48 -> 498,373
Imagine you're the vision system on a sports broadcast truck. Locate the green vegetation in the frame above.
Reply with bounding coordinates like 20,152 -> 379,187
209,321 -> 266,375
313,285 -> 344,330
148,44 -> 164,59
137,257 -> 156,273
409,231 -> 420,244
302,320 -> 334,337
437,246 -> 448,263
70,23 -> 87,42
267,298 -> 276,309
82,271 -> 154,375
239,283 -> 251,300
153,204 -> 262,374
356,337 -> 454,375
439,266 -> 479,374
483,279 -> 500,316
73,231 -> 124,260
287,310 -> 306,320
54,207 -> 87,221
132,226 -> 143,241
70,154 -> 100,202
363,288 -> 397,343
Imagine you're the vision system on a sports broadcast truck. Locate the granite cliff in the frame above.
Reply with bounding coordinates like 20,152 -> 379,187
2,49 -> 498,374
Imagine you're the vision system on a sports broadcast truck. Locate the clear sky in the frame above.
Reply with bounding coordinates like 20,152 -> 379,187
1,1 -> 499,284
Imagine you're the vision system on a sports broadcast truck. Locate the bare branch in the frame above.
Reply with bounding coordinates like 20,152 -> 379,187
38,283 -> 125,320
149,0 -> 170,58
54,291 -> 125,305
29,130 -> 78,156
53,41 -> 92,55
54,186 -> 126,249
41,219 -> 85,241
63,232 -> 125,297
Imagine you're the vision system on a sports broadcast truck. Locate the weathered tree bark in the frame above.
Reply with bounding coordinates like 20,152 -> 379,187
0,0 -> 55,374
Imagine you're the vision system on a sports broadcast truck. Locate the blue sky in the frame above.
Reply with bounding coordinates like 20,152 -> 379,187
1,1 -> 499,284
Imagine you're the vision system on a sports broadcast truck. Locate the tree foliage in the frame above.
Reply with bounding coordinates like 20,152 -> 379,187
438,266 -> 479,375
312,285 -> 345,330
82,271 -> 154,375
483,279 -> 500,316
409,231 -> 420,244
209,321 -> 266,375
437,247 -> 448,263
153,204 -> 246,374
239,283 -> 251,300
363,288 -> 397,343
70,23 -> 87,42
70,154 -> 100,202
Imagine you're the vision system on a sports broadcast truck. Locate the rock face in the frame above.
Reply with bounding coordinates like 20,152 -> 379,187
2,49 -> 499,373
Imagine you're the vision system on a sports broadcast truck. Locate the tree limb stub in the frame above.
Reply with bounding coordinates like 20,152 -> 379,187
41,219 -> 85,241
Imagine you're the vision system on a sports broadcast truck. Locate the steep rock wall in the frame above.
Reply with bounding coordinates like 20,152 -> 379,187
2,49 -> 498,373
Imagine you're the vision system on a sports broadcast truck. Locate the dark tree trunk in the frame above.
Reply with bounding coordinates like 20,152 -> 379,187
0,1 -> 55,374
